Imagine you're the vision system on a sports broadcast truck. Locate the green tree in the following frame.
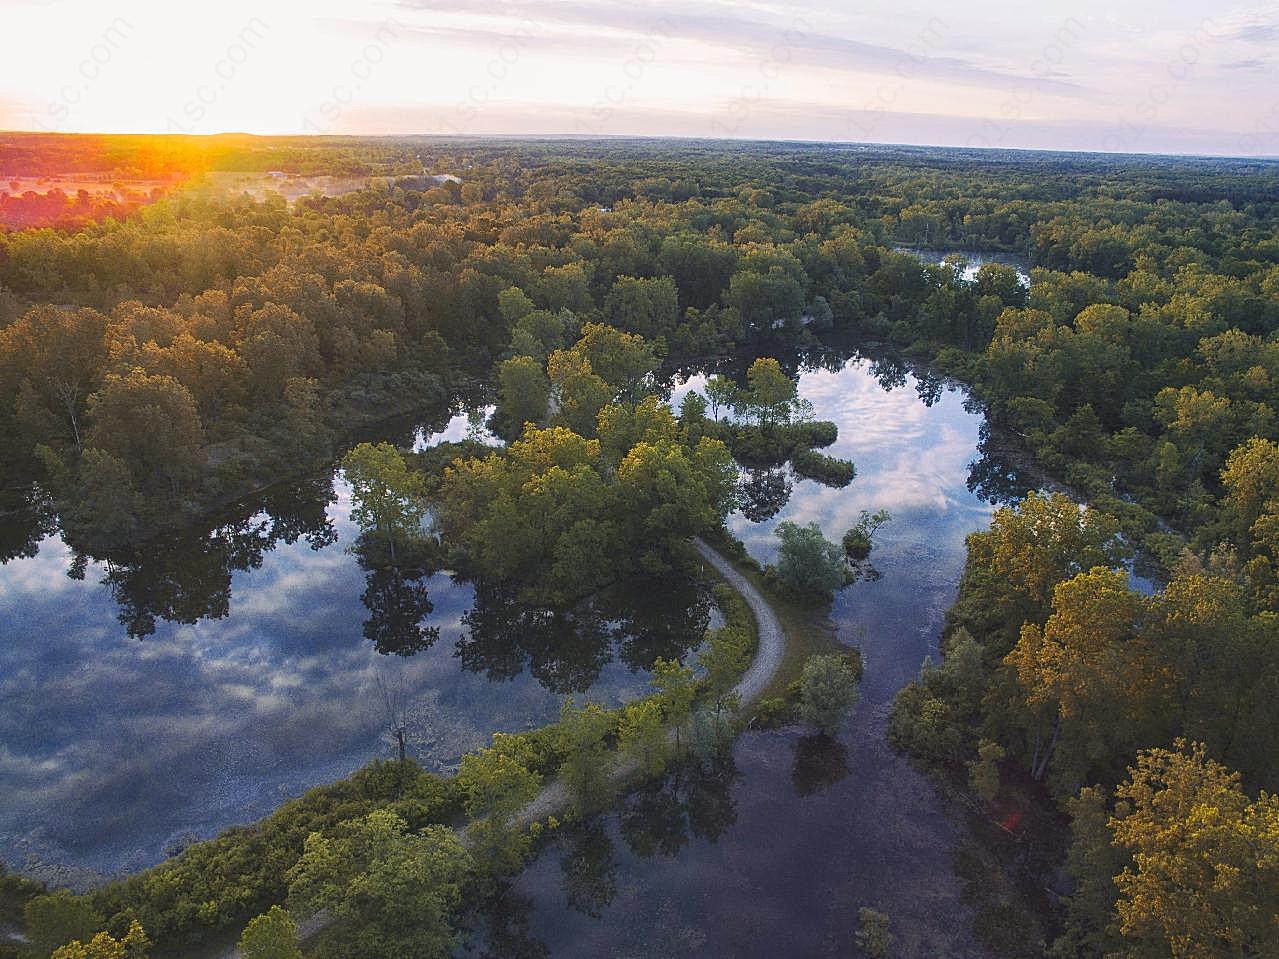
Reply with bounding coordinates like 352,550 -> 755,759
547,349 -> 612,437
651,657 -> 697,750
140,332 -> 247,424
61,447 -> 144,544
725,248 -> 808,334
497,285 -> 536,325
604,275 -> 679,341
678,390 -> 708,437
967,739 -> 1006,803
887,629 -> 987,764
570,322 -> 659,404
232,303 -> 321,400
774,520 -> 849,599
341,442 -> 428,562
556,698 -> 615,815
1054,786 -> 1128,959
24,890 -> 104,955
699,626 -> 751,717
618,699 -> 669,776
614,435 -> 738,574
743,357 -> 797,428
509,308 -> 575,362
704,375 -> 738,422
437,425 -> 615,601
286,809 -> 470,959
495,355 -> 550,433
237,906 -> 302,959
843,509 -> 891,562
798,653 -> 862,734
0,305 -> 109,453
85,368 -> 205,495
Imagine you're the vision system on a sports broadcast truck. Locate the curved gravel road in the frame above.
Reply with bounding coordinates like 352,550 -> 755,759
211,537 -> 784,958
693,537 -> 785,707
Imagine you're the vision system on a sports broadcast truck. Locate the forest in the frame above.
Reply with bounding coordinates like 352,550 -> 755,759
2,133 -> 1279,958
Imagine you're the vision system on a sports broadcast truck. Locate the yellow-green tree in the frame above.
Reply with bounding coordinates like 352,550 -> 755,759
455,733 -> 543,872
286,809 -> 470,959
1003,567 -> 1163,787
341,442 -> 428,562
50,921 -> 149,959
618,699 -> 669,776
950,491 -> 1126,656
237,906 -> 302,959
1110,741 -> 1279,958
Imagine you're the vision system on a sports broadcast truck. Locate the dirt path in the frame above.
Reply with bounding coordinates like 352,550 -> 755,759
693,537 -> 785,706
212,537 -> 786,958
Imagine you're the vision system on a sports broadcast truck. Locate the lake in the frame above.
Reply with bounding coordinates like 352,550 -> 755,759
474,348 -> 1009,958
0,410 -> 711,885
1,334 -> 1026,956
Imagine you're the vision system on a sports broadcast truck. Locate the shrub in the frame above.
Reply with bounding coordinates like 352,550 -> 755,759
790,448 -> 856,487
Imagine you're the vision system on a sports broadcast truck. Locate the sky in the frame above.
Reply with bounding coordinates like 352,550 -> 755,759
1,0 -> 1277,155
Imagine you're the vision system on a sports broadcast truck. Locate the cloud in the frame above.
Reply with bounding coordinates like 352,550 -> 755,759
390,0 -> 1089,95
1222,58 -> 1269,70
1236,23 -> 1279,43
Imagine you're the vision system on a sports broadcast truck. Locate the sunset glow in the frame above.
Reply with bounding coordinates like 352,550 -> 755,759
1,0 -> 1276,154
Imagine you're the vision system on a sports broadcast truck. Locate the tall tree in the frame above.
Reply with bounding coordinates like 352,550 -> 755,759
1003,567 -> 1161,787
85,368 -> 205,495
342,442 -> 428,562
1110,741 -> 1279,958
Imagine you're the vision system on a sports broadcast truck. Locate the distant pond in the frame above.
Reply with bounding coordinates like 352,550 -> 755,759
895,246 -> 1033,285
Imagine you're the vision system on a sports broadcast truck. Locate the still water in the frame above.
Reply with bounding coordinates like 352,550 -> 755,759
2,337 -> 1028,956
896,247 -> 1033,285
481,351 -> 1011,958
0,413 -> 708,885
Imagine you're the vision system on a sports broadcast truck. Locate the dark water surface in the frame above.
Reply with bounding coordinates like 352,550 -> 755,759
0,411 -> 706,884
3,337 -> 1017,956
483,356 -> 1001,958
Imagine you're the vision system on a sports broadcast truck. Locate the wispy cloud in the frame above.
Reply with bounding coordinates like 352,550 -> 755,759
392,0 -> 1089,94
1223,57 -> 1269,69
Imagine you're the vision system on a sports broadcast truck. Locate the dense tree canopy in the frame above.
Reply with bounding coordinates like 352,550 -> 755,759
5,133 -> 1279,959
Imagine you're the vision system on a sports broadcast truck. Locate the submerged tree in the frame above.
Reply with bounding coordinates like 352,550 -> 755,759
774,520 -> 849,599
798,653 -> 862,734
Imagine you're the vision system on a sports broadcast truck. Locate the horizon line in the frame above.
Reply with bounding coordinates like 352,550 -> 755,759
2,129 -> 1278,165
